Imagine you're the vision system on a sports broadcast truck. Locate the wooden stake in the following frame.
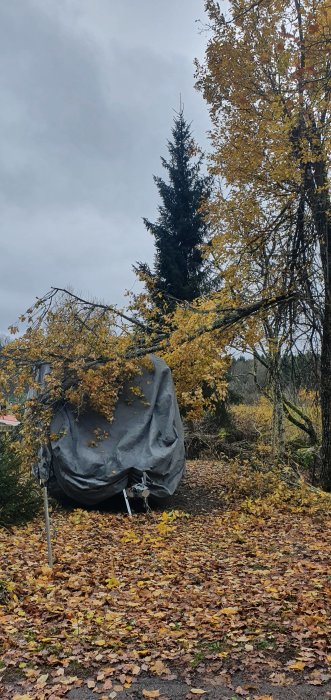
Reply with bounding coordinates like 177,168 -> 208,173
123,488 -> 132,516
43,486 -> 53,567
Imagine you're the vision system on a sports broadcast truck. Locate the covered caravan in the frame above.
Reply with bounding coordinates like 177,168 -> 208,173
34,355 -> 185,505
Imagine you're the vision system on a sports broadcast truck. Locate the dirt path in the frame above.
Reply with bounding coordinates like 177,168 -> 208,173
4,668 -> 331,699
65,671 -> 331,699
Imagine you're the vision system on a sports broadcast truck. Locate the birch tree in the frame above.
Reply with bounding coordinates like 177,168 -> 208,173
197,0 -> 331,486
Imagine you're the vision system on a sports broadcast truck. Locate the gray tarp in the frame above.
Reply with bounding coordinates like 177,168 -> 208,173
34,355 -> 185,504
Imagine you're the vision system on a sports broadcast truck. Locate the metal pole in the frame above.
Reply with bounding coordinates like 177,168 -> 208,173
43,486 -> 53,567
122,488 -> 132,516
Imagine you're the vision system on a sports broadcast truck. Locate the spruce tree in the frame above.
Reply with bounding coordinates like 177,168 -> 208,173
135,110 -> 212,307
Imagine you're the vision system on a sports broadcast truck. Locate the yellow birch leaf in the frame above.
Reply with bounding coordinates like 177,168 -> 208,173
288,661 -> 306,671
190,690 -> 207,695
219,607 -> 238,615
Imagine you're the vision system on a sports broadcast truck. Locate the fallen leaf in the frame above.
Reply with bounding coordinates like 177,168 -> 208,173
142,691 -> 161,698
190,690 -> 207,695
152,659 -> 168,675
36,673 -> 49,686
288,661 -> 306,671
235,687 -> 249,696
219,607 -> 238,615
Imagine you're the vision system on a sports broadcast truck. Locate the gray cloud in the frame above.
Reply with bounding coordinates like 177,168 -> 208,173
0,0 -> 210,331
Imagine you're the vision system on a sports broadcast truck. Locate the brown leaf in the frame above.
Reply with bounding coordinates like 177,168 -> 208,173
235,687 -> 249,697
153,659 -> 168,675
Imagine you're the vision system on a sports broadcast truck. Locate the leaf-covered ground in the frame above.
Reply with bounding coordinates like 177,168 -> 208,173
1,460 -> 331,699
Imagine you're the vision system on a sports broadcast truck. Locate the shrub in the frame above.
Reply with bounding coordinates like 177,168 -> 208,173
230,397 -> 273,442
218,457 -> 280,503
218,457 -> 331,515
230,393 -> 321,448
0,434 -> 42,526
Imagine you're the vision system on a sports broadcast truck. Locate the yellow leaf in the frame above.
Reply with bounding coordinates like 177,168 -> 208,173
142,691 -> 160,698
106,577 -> 120,589
58,676 -> 79,685
190,690 -> 207,695
288,660 -> 306,671
219,607 -> 238,615
36,673 -> 49,685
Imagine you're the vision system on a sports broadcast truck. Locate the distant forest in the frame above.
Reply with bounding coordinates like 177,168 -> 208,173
229,354 -> 319,405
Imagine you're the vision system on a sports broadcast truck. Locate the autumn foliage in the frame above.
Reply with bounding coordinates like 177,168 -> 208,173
0,286 -> 240,471
1,460 -> 331,698
196,0 -> 331,484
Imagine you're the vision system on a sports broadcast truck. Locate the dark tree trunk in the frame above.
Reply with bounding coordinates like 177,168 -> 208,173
320,216 -> 331,490
321,303 -> 331,490
305,135 -> 331,491
270,350 -> 285,460
308,160 -> 331,490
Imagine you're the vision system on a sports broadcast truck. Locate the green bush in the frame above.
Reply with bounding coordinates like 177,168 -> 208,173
0,434 -> 42,526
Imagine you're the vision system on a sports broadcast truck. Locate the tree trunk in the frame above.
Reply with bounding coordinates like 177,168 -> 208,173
320,268 -> 331,490
272,382 -> 286,460
307,159 -> 331,489
271,352 -> 286,460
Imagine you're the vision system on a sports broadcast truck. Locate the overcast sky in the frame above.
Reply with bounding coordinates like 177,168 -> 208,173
0,0 -> 212,332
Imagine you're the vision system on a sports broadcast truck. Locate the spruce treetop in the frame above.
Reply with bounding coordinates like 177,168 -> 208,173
136,109 -> 212,307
